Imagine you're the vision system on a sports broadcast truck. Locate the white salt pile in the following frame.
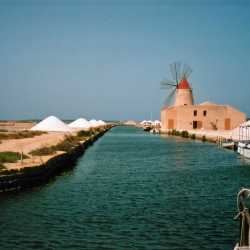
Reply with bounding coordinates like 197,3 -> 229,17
68,118 -> 93,129
97,120 -> 106,125
89,119 -> 101,127
30,116 -> 73,132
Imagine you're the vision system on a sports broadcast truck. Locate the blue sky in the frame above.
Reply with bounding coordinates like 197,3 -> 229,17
1,0 -> 250,122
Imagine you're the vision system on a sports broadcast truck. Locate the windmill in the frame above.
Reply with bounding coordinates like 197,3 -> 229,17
160,61 -> 193,107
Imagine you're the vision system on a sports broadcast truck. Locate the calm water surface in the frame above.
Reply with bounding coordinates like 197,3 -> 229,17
1,126 -> 250,249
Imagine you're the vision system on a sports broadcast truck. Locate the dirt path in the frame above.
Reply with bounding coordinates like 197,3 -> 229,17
0,132 -> 69,154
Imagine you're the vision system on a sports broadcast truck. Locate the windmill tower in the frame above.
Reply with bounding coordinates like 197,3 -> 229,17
160,61 -> 194,106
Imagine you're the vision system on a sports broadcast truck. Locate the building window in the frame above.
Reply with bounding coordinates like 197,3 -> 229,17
194,110 -> 197,116
203,110 -> 207,116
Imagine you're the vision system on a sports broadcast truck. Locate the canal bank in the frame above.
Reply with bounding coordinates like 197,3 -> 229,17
160,128 -> 237,143
0,127 -> 113,192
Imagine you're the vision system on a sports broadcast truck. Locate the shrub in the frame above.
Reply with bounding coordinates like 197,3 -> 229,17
29,144 -> 56,156
0,130 -> 47,140
77,130 -> 95,137
172,130 -> 180,136
51,140 -> 76,153
0,163 -> 5,170
0,151 -> 29,163
190,133 -> 196,139
77,130 -> 91,137
0,133 -> 8,139
180,130 -> 189,138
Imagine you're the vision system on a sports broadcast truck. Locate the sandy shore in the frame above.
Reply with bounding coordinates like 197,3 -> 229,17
0,122 -> 74,170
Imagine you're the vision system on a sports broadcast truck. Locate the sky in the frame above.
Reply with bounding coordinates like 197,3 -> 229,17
1,0 -> 250,122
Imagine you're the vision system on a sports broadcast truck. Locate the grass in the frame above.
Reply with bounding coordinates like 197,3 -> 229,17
0,149 -> 29,170
0,151 -> 29,164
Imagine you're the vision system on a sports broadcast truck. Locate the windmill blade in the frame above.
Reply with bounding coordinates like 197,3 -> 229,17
159,78 -> 176,89
170,61 -> 181,84
181,63 -> 193,79
163,89 -> 176,106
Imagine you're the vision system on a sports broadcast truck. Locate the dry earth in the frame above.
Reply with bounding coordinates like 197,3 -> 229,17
0,122 -> 74,170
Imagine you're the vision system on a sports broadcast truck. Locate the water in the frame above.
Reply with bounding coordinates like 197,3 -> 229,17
1,125 -> 250,249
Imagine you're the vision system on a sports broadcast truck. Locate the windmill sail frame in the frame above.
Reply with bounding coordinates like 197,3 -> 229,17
160,61 -> 193,107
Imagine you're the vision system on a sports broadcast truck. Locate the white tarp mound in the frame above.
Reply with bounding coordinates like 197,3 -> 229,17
68,118 -> 93,129
30,116 -> 73,132
89,119 -> 101,127
141,120 -> 147,124
97,120 -> 106,125
232,120 -> 250,140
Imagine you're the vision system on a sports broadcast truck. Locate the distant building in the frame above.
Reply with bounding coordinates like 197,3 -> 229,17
161,77 -> 246,131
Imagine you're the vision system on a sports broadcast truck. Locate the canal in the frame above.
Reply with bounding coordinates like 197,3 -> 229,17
1,125 -> 250,249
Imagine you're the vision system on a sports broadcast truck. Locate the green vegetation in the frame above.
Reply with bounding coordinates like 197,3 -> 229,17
0,151 -> 29,164
29,144 -> 56,156
0,130 -> 47,140
0,163 -> 5,170
0,133 -> 8,139
51,134 -> 81,153
168,129 -> 207,143
189,133 -> 196,139
77,130 -> 95,137
180,130 -> 189,138
168,129 -> 190,138
168,129 -> 180,136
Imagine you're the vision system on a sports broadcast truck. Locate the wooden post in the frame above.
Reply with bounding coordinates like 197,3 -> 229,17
238,192 -> 250,246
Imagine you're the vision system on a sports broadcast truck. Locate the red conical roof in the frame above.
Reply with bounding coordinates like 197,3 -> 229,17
178,76 -> 190,89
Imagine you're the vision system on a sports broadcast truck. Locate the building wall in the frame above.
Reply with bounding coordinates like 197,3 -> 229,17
174,89 -> 194,106
225,105 -> 246,129
161,103 -> 246,131
161,106 -> 178,129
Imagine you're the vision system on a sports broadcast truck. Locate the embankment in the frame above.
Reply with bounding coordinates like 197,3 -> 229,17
0,128 -> 109,193
160,128 -> 235,143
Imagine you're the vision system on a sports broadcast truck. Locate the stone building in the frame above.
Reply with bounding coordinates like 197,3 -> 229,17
161,77 -> 246,131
